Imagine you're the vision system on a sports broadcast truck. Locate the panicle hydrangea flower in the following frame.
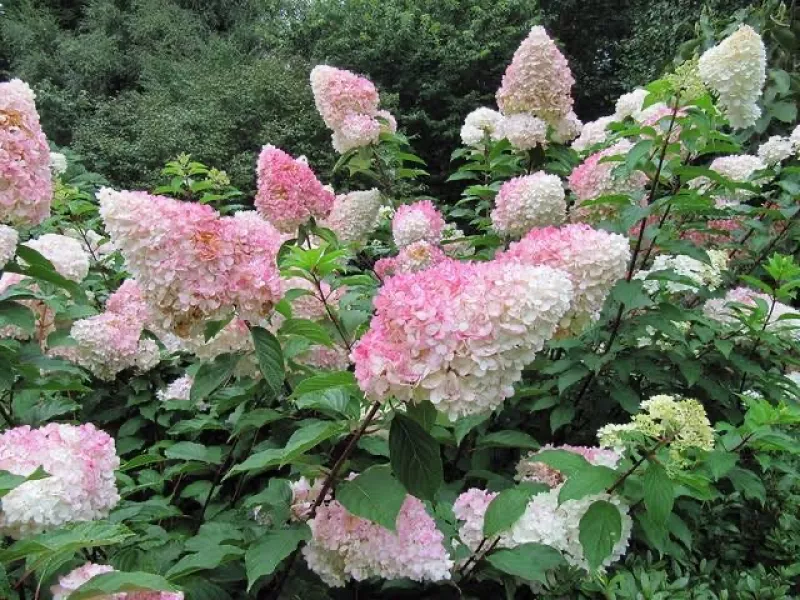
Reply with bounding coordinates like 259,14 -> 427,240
491,171 -> 566,237
352,259 -> 573,419
374,240 -> 448,279
0,223 -> 18,268
255,145 -> 334,232
598,395 -> 714,469
550,110 -> 582,144
790,124 -> 800,150
49,152 -> 67,176
157,375 -> 194,403
452,488 -> 502,553
703,286 -> 799,340
570,116 -> 614,153
0,79 -> 53,226
757,135 -> 794,166
502,113 -> 548,150
331,113 -> 382,153
303,491 -> 453,587
0,423 -> 120,538
376,109 -> 397,134
321,188 -> 382,244
637,103 -> 687,145
51,562 -> 183,600
614,88 -> 649,121
516,445 -> 621,488
698,25 -> 766,129
635,250 -> 729,295
24,233 -> 90,282
391,200 -> 445,248
701,155 -> 768,206
460,108 -> 505,147
99,189 -> 283,337
496,26 -> 575,123
498,224 -> 630,335
310,65 -> 380,130
568,140 -> 649,218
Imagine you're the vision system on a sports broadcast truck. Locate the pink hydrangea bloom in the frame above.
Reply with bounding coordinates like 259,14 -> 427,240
321,188 -> 381,244
0,224 -> 18,268
374,240 -> 448,279
496,26 -> 575,123
498,224 -> 630,335
255,145 -> 335,232
568,140 -> 648,220
391,200 -> 445,248
516,445 -> 621,487
100,189 -> 283,337
303,491 -> 453,587
310,65 -> 380,130
453,488 -> 499,552
51,563 -> 183,600
352,259 -> 573,419
0,423 -> 120,538
331,113 -> 382,153
491,172 -> 566,237
157,374 -> 194,403
704,286 -> 799,340
0,79 -> 53,226
289,477 -> 327,521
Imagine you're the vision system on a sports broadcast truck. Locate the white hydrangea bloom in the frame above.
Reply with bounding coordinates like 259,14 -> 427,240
503,113 -> 548,150
571,116 -> 614,152
48,152 -> 68,176
614,88 -> 649,121
698,25 -> 766,129
0,224 -> 19,269
757,135 -> 794,166
461,107 -> 504,146
491,172 -> 566,237
703,155 -> 768,206
322,188 -> 382,244
23,233 -> 90,282
636,250 -> 729,294
790,124 -> 800,150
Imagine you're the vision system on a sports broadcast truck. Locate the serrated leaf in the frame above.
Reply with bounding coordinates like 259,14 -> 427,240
476,430 -> 539,450
337,466 -> 406,531
190,353 -> 238,405
281,421 -> 342,466
643,462 -> 674,524
165,545 -> 243,580
389,413 -> 443,501
579,500 -> 622,570
0,466 -> 49,498
528,449 -> 591,477
486,543 -> 565,582
204,315 -> 234,342
558,465 -> 618,504
251,326 -> 285,397
406,401 -> 437,432
244,525 -> 310,591
483,487 -> 530,537
164,442 -> 222,465
0,301 -> 35,333
291,371 -> 358,397
279,318 -> 334,347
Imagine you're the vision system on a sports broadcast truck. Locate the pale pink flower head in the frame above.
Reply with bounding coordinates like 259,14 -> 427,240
0,423 -> 120,538
453,488 -> 499,552
303,488 -> 453,587
496,26 -> 575,123
491,171 -> 566,237
391,200 -> 445,248
499,224 -> 630,335
310,65 -> 380,130
0,224 -> 18,268
331,113 -> 381,153
321,188 -> 381,244
704,286 -> 799,340
255,145 -> 334,232
376,109 -> 397,134
374,240 -> 448,279
502,113 -> 548,150
352,259 -> 573,419
51,562 -> 184,600
0,79 -> 53,226
550,110 -> 582,144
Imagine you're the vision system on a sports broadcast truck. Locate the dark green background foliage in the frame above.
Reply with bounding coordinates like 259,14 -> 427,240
0,0 -> 754,192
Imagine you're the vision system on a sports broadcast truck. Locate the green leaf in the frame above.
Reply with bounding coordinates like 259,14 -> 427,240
190,353 -> 238,405
483,487 -> 531,538
71,572 -> 180,600
727,467 -> 766,504
406,401 -> 437,432
643,462 -> 674,524
528,449 -> 591,477
279,318 -> 334,347
226,448 -> 284,477
486,543 -> 565,582
476,431 -> 539,450
389,413 -> 443,501
0,521 -> 133,564
0,466 -> 49,498
165,442 -> 222,465
0,301 -> 35,333
281,421 -> 343,466
165,545 -> 243,580
337,465 -> 406,531
204,315 -> 234,342
558,465 -> 618,504
453,413 -> 489,446
558,366 -> 589,394
704,450 -> 738,480
231,408 -> 284,437
251,326 -> 285,397
769,101 -> 797,123
579,500 -> 622,571
292,371 -> 358,397
244,525 -> 310,591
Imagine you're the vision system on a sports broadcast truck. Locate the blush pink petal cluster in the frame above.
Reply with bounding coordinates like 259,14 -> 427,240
704,286 -> 799,340
352,259 -> 573,419
516,444 -> 621,487
374,240 -> 448,279
0,423 -> 120,538
310,65 -> 395,153
99,189 -> 283,337
498,224 -> 630,335
0,223 -> 18,268
491,171 -> 566,237
391,200 -> 445,248
303,489 -> 453,587
496,26 -> 575,124
52,280 -> 160,381
0,79 -> 53,226
255,145 -> 335,232
51,563 -> 183,600
321,188 -> 382,244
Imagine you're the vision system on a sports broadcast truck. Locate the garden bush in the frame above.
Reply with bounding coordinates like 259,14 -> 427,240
0,11 -> 799,600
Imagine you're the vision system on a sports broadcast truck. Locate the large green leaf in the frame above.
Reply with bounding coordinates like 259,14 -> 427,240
279,318 -> 334,347
476,430 -> 539,450
165,545 -> 243,580
0,301 -> 35,334
483,486 -> 532,538
558,465 -> 618,504
527,449 -> 591,477
389,413 -> 443,501
0,466 -> 49,499
244,525 -> 310,591
71,572 -> 180,599
486,543 -> 565,582
337,465 -> 406,531
579,500 -> 622,571
251,326 -> 285,397
190,353 -> 238,405
643,462 -> 674,524
281,421 -> 343,466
